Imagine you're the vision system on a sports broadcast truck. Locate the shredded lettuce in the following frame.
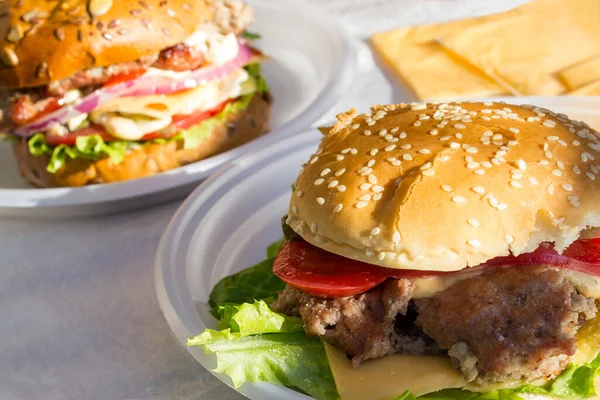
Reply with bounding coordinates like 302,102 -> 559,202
188,300 -> 338,400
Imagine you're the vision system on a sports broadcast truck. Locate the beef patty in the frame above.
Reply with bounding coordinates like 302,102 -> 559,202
272,265 -> 597,384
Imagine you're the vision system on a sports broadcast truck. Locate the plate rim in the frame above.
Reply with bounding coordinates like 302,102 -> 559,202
0,0 -> 359,214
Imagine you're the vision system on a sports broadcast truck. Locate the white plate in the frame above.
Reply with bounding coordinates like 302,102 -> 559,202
155,96 -> 600,400
0,0 -> 358,217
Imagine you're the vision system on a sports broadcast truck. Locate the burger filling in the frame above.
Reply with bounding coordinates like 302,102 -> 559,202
0,0 -> 269,175
272,223 -> 600,385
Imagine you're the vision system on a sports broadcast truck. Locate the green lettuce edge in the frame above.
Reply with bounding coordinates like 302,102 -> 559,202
24,63 -> 268,174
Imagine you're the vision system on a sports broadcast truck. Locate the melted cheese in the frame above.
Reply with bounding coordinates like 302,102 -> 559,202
410,268 -> 600,299
89,69 -> 249,140
326,311 -> 600,400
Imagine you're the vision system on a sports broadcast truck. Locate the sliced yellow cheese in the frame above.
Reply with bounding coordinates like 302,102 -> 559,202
559,56 -> 600,91
438,0 -> 600,96
326,311 -> 600,400
371,26 -> 506,101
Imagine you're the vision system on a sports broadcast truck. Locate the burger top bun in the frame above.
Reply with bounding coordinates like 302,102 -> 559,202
288,102 -> 600,272
0,0 -> 213,88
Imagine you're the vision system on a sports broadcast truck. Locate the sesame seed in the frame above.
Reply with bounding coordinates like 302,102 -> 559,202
516,159 -> 527,171
391,127 -> 400,133
551,169 -> 562,176
545,151 -> 553,159
341,148 -> 351,154
360,168 -> 372,176
399,132 -> 407,139
510,181 -> 522,188
474,169 -> 486,175
328,180 -> 339,188
450,142 -> 460,149
472,186 -> 485,194
573,165 -> 581,174
336,155 -> 344,161
401,144 -> 412,150
335,168 -> 346,176
587,172 -> 596,181
363,130 -> 372,136
452,196 -> 466,204
547,184 -> 555,195
321,168 -> 331,176
418,149 -> 431,154
315,236 -> 325,244
547,135 -> 559,141
421,162 -> 432,170
403,154 -> 413,161
333,204 -> 343,213
385,145 -> 396,151
392,231 -> 401,243
337,185 -> 347,192
483,130 -> 494,137
497,203 -> 508,211
310,156 -> 319,164
412,104 -> 427,110
377,252 -> 386,261
370,227 -> 381,236
439,155 -> 450,162
316,197 -> 325,205
539,160 -> 550,166
310,223 -> 317,233
573,140 -> 581,146
372,185 -> 384,193
440,136 -> 451,141
430,129 -> 438,135
561,183 -> 573,192
360,183 -> 372,190
350,149 -> 358,155
492,134 -> 503,141
487,195 -> 498,208
379,129 -> 388,137
368,174 -> 377,185
414,121 -> 421,127
543,120 -> 556,128
466,147 -> 478,154
423,170 -> 435,176
482,161 -> 492,168
467,240 -> 481,248
367,160 -> 376,167
366,248 -> 374,257
373,193 -> 383,201
467,218 -> 480,227
455,133 -> 463,139
314,178 -> 324,185
356,201 -> 368,209
529,177 -> 539,185
367,121 -> 375,126
296,190 -> 304,198
467,162 -> 480,169
505,235 -> 514,244
352,124 -> 360,129
359,194 -> 372,201
441,185 -> 452,192
508,127 -> 520,134
512,173 -> 524,180
455,123 -> 466,129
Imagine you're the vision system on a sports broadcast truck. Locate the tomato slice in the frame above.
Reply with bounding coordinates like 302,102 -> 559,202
273,238 -> 600,299
103,69 -> 147,88
45,125 -> 114,146
171,100 -> 230,130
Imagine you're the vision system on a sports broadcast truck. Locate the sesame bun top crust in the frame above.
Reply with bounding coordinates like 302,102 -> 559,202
287,102 -> 600,272
0,0 -> 213,88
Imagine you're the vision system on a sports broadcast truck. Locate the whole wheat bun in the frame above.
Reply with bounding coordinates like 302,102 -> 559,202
13,93 -> 270,187
0,0 -> 213,88
288,102 -> 600,272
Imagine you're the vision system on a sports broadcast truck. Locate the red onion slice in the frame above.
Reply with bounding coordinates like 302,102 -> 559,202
15,43 -> 256,137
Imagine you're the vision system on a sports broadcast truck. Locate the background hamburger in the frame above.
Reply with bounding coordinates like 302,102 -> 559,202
0,0 -> 270,187
190,102 -> 600,400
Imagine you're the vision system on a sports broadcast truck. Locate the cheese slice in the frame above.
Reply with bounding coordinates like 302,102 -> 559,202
437,0 -> 600,96
558,55 -> 600,91
326,312 -> 600,400
89,69 -> 249,140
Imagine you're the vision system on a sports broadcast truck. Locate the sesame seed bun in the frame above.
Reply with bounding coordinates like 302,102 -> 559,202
288,102 -> 600,272
12,92 -> 271,187
0,0 -> 213,88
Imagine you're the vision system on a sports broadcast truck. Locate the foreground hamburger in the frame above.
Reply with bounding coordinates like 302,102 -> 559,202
189,102 -> 600,400
0,0 -> 270,187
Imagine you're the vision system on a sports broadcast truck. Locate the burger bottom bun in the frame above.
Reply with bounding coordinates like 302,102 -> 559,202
13,93 -> 272,188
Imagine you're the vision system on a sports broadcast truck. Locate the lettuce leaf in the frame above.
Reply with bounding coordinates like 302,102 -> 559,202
398,351 -> 600,400
208,238 -> 285,318
188,300 -> 338,400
